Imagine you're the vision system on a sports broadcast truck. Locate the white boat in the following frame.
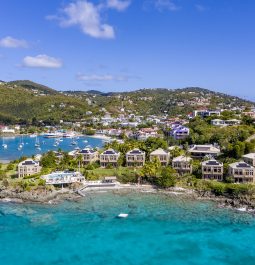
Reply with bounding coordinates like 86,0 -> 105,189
35,136 -> 40,147
117,213 -> 128,218
83,140 -> 88,143
2,138 -> 7,149
63,132 -> 76,138
30,134 -> 37,138
43,132 -> 63,138
19,136 -> 24,148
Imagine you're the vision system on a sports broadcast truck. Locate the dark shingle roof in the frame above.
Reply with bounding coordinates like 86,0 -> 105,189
129,149 -> 143,154
205,160 -> 221,166
103,149 -> 118,155
22,160 -> 36,165
237,162 -> 251,168
79,149 -> 95,154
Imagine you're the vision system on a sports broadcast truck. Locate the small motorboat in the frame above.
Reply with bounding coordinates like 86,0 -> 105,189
117,213 -> 128,218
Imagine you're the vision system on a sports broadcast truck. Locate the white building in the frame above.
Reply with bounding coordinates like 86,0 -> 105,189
189,145 -> 221,159
201,159 -> 223,181
100,149 -> 120,168
193,110 -> 221,118
126,149 -> 145,167
228,161 -> 255,183
41,171 -> 85,185
172,155 -> 192,175
242,153 -> 255,167
150,148 -> 170,166
18,159 -> 41,178
211,119 -> 241,127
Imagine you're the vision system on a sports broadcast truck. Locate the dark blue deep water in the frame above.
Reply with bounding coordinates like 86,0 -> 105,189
1,192 -> 255,265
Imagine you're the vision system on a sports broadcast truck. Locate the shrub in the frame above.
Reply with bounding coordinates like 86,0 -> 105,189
6,164 -> 14,171
209,181 -> 226,196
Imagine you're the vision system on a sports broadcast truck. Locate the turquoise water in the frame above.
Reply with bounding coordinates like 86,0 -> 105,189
0,136 -> 103,162
1,192 -> 255,265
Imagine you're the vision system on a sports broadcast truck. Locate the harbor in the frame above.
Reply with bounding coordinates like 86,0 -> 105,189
0,135 -> 104,163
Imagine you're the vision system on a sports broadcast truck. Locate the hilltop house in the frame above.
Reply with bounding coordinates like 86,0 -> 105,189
150,148 -> 170,166
172,155 -> 192,175
100,149 -> 120,168
211,119 -> 241,127
193,110 -> 221,118
228,161 -> 255,183
126,149 -> 145,167
78,148 -> 99,165
242,153 -> 255,167
18,159 -> 41,178
167,125 -> 190,140
201,159 -> 224,181
188,145 -> 221,159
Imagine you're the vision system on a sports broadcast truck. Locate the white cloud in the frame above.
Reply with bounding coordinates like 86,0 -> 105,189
77,73 -> 129,81
106,0 -> 131,11
47,0 -> 132,39
22,54 -> 63,68
49,1 -> 115,39
0,36 -> 28,48
155,0 -> 180,11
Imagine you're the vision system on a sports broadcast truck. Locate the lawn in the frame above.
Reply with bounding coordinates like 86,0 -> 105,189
88,167 -> 142,178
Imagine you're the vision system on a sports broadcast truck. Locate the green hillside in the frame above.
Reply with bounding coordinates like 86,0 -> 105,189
0,81 -> 97,124
0,80 -> 254,124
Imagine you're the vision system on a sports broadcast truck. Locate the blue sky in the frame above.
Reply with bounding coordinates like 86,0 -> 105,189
0,0 -> 254,99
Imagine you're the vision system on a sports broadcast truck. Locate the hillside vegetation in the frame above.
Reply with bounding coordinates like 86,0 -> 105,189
0,80 -> 254,124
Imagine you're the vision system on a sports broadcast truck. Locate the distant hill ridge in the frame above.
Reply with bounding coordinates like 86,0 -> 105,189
8,80 -> 57,95
0,79 -> 253,124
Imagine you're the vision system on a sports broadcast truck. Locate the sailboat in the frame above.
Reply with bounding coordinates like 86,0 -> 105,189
18,136 -> 24,150
2,138 -> 7,149
35,136 -> 40,148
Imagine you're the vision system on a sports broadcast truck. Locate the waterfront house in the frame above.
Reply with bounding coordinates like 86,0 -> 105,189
78,148 -> 99,165
228,161 -> 255,183
18,159 -> 41,178
188,145 -> 221,159
126,149 -> 145,167
242,153 -> 255,167
201,159 -> 224,181
41,171 -> 85,185
100,149 -> 120,168
150,148 -> 170,166
172,155 -> 192,175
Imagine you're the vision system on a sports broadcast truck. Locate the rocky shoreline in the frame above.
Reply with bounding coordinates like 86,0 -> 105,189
0,186 -> 255,214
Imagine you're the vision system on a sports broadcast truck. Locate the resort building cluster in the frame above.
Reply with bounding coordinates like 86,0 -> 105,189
3,104 -> 255,187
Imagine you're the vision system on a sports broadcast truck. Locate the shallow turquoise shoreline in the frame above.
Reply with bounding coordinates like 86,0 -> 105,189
1,191 -> 255,265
